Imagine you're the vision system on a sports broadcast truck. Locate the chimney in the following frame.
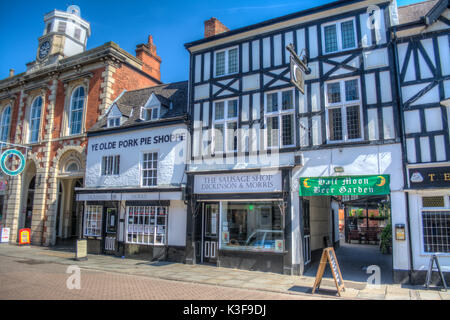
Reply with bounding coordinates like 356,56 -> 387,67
9,69 -> 14,77
135,35 -> 161,81
204,17 -> 229,38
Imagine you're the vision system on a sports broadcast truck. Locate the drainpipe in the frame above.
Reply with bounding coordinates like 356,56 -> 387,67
391,26 -> 414,284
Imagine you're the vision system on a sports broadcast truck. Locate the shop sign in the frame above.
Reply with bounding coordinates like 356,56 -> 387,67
194,171 -> 282,194
19,228 -> 31,245
0,149 -> 26,176
77,193 -> 112,201
299,175 -> 390,196
1,228 -> 10,243
408,166 -> 450,189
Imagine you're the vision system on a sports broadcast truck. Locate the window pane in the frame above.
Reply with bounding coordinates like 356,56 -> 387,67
327,82 -> 341,103
0,106 -> 11,142
227,122 -> 237,151
422,211 -> 450,253
228,48 -> 238,74
345,79 -> 359,101
227,100 -> 238,118
282,114 -> 294,146
267,93 -> 278,112
214,102 -> 224,120
422,196 -> 445,208
328,108 -> 343,141
214,124 -> 224,152
324,24 -> 338,53
267,116 -> 279,147
216,51 -> 225,76
341,20 -> 355,49
282,91 -> 293,110
346,105 -> 361,139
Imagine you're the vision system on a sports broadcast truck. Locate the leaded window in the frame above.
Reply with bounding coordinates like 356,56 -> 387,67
29,96 -> 42,143
323,18 -> 356,54
422,211 -> 450,253
69,86 -> 85,135
213,99 -> 238,153
265,89 -> 295,148
215,47 -> 239,77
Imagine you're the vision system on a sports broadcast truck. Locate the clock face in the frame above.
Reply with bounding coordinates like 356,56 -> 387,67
38,41 -> 51,59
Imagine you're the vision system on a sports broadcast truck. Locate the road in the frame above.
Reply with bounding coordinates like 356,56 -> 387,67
0,255 -> 315,300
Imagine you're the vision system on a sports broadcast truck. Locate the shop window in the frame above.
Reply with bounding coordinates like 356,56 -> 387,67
213,99 -> 238,153
325,77 -> 362,143
126,206 -> 167,245
141,152 -> 158,186
101,155 -> 120,176
422,196 -> 445,208
220,202 -> 284,252
215,47 -> 239,77
83,205 -> 102,237
421,211 -> 450,253
264,89 -> 295,148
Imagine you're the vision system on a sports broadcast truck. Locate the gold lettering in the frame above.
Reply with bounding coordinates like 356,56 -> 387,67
428,173 -> 436,182
444,173 -> 450,181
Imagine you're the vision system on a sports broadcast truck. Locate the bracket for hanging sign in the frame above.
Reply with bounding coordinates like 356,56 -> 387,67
286,44 -> 311,95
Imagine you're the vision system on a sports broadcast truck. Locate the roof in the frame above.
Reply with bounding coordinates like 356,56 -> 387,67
88,81 -> 188,134
397,0 -> 448,25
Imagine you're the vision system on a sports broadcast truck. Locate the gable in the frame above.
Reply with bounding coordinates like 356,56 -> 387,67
144,93 -> 161,108
107,104 -> 122,118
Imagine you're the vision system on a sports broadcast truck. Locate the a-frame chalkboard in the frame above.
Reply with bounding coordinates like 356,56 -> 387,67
312,247 -> 345,296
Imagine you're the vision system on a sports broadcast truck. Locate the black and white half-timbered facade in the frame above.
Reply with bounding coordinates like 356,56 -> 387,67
394,0 -> 450,283
184,0 -> 406,275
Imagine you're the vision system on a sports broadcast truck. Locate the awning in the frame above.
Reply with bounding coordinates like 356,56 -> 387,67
299,175 -> 390,196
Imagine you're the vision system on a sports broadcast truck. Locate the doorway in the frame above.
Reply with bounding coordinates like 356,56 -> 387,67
302,199 -> 311,268
24,176 -> 35,229
202,203 -> 219,264
103,207 -> 118,254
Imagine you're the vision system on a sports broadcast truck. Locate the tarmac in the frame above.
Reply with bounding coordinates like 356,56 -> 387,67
0,243 -> 448,300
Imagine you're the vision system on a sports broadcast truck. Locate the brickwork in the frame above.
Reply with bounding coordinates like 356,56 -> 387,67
204,17 -> 229,38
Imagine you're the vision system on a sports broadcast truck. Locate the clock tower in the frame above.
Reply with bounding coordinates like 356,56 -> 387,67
28,5 -> 91,71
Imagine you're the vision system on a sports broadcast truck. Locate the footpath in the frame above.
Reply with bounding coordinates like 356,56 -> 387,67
0,244 -> 448,300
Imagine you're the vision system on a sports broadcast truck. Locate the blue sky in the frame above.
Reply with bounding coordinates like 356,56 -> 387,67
0,0 -> 425,83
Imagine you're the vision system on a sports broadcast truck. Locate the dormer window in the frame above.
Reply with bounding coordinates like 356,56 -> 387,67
108,117 -> 121,128
106,103 -> 123,128
142,107 -> 159,121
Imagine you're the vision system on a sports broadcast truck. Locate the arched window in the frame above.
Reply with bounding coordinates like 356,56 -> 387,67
0,105 -> 11,142
29,96 -> 43,143
69,86 -> 85,135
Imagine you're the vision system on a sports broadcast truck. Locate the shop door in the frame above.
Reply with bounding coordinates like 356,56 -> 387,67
302,199 -> 311,266
202,203 -> 219,264
103,207 -> 118,254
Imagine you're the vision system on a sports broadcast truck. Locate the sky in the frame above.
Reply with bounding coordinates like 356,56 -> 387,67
0,0 -> 426,83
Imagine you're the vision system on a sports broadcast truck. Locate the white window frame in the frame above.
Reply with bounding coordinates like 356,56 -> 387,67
0,105 -> 11,143
263,88 -> 296,149
83,205 -> 102,237
68,86 -> 86,136
419,194 -> 450,256
140,151 -> 158,187
29,96 -> 43,143
321,17 -> 357,54
101,155 -> 120,176
141,106 -> 159,121
125,206 -> 168,246
214,46 -> 239,77
212,98 -> 239,154
107,116 -> 121,128
325,76 -> 363,144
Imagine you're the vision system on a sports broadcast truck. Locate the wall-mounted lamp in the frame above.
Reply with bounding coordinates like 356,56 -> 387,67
334,166 -> 344,173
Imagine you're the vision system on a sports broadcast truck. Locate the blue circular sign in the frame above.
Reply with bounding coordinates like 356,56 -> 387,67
0,149 -> 26,176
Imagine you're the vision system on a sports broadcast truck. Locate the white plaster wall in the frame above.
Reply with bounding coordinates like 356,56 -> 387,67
86,124 -> 188,188
168,200 -> 187,246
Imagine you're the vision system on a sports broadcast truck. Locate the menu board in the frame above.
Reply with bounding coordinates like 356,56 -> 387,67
311,247 -> 345,296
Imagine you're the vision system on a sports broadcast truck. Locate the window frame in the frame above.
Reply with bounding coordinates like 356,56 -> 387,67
68,86 -> 86,136
321,17 -> 357,55
83,205 -> 102,237
140,151 -> 159,187
29,96 -> 43,143
212,98 -> 239,154
263,88 -> 296,149
107,116 -> 121,128
324,76 -> 363,144
125,206 -> 168,246
419,194 -> 450,255
0,105 -> 11,143
101,155 -> 120,176
214,46 -> 239,78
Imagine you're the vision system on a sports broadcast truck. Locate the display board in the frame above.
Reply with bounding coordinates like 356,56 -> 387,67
18,228 -> 31,246
75,239 -> 88,261
312,247 -> 345,296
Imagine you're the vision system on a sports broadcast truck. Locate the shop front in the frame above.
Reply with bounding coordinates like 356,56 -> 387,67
187,169 -> 294,274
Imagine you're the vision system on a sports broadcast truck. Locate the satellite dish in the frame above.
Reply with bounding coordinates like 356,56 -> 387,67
67,5 -> 81,17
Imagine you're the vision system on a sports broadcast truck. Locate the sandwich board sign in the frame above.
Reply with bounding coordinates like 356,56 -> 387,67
312,247 -> 345,296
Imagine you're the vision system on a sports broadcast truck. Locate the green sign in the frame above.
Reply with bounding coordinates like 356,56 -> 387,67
299,175 -> 390,196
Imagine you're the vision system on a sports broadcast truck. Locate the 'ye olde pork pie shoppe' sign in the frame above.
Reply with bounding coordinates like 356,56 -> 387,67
194,171 -> 282,194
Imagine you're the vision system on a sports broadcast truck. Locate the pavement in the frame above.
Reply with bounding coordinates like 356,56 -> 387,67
0,243 -> 448,300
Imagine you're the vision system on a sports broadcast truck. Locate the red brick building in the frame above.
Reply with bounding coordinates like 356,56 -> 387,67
0,5 -> 162,245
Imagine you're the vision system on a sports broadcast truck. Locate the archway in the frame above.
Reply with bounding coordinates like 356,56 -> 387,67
19,160 -> 36,232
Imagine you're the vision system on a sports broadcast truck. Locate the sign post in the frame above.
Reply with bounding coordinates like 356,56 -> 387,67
312,247 -> 345,296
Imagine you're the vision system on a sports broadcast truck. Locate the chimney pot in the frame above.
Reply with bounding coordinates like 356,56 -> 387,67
9,69 -> 14,77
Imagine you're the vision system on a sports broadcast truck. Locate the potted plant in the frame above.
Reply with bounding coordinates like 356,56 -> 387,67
356,208 -> 365,219
380,223 -> 392,254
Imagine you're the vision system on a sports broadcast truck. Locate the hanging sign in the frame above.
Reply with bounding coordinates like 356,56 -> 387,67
312,247 -> 345,296
0,149 -> 26,176
18,228 -> 31,246
299,175 -> 390,196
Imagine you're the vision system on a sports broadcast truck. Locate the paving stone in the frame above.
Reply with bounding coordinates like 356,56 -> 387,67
418,290 -> 442,300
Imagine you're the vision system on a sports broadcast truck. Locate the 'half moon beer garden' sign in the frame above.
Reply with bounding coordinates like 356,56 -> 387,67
299,175 -> 390,196
0,149 -> 26,176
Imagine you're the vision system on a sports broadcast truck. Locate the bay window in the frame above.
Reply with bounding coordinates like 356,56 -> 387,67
322,18 -> 356,54
265,89 -> 295,148
126,206 -> 168,245
213,99 -> 238,153
325,78 -> 362,143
